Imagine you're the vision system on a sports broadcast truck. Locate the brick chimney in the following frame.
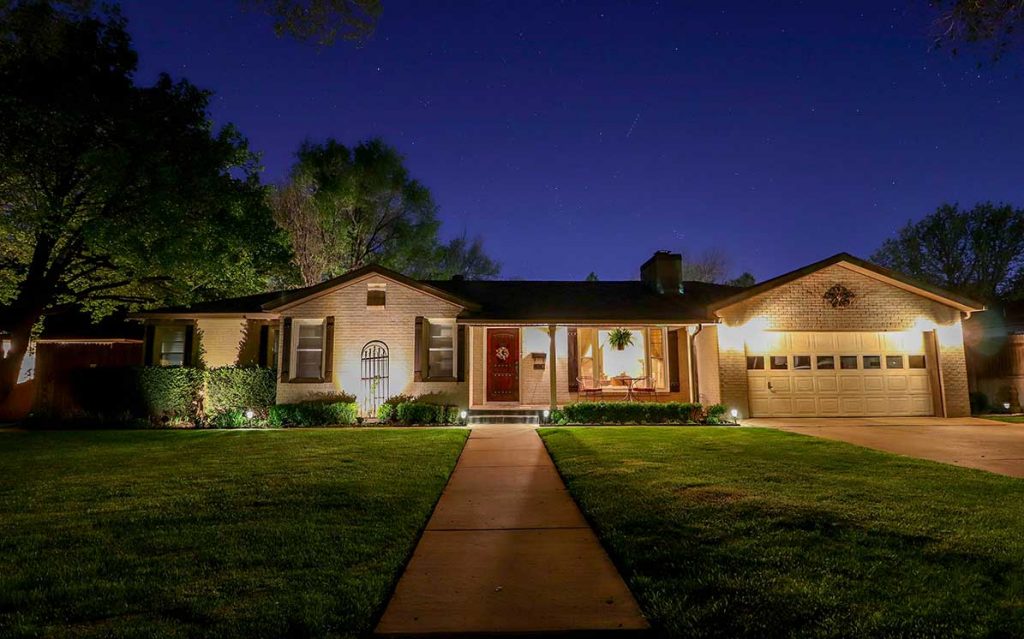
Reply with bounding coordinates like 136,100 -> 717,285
640,251 -> 683,295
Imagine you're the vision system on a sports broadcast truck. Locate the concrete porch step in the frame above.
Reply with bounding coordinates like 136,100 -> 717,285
466,410 -> 542,426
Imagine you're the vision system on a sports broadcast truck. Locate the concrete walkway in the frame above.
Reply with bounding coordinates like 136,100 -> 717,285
375,424 -> 648,636
746,417 -> 1024,478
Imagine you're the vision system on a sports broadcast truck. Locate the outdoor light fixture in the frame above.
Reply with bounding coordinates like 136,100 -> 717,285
543,409 -> 550,418
459,410 -> 468,420
245,409 -> 255,420
730,408 -> 739,420
1004,402 -> 1012,411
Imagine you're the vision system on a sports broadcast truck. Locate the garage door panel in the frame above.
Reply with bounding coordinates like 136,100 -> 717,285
748,331 -> 933,417
863,375 -> 885,392
794,377 -> 815,392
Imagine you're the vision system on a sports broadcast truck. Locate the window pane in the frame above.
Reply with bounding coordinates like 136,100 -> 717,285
908,355 -> 926,369
770,355 -> 788,370
863,355 -> 881,369
886,355 -> 904,369
158,327 -> 186,367
296,349 -> 322,378
746,355 -> 765,370
648,329 -> 666,389
840,355 -> 858,369
793,355 -> 811,370
294,321 -> 323,378
429,350 -> 453,377
427,320 -> 455,378
598,329 -> 646,384
816,356 -> 835,370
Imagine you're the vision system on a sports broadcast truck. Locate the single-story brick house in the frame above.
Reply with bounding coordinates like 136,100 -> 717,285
131,251 -> 984,419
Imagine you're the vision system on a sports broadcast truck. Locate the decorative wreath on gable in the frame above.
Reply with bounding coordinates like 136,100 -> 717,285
495,346 -> 510,361
823,283 -> 856,309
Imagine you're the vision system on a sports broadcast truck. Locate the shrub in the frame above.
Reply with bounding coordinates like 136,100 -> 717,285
704,403 -> 728,424
207,408 -> 278,429
269,394 -> 358,427
377,394 -> 416,423
554,402 -> 713,425
392,400 -> 460,425
205,367 -> 277,416
134,367 -> 204,426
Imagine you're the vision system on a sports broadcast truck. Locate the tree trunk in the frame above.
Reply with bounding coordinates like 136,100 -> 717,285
0,311 -> 41,412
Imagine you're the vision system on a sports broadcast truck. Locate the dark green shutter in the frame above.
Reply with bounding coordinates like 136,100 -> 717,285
280,318 -> 292,381
414,317 -> 424,381
668,329 -> 680,393
143,325 -> 155,365
183,324 -> 195,367
323,317 -> 335,382
456,324 -> 467,382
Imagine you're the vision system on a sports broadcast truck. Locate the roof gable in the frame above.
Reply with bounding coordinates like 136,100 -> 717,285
261,264 -> 478,312
709,253 -> 984,315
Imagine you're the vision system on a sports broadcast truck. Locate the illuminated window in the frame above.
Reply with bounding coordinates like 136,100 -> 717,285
156,326 -> 187,367
294,320 -> 324,379
575,328 -> 666,389
427,319 -> 455,378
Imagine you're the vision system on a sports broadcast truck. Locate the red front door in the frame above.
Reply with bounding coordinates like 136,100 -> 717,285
486,328 -> 520,402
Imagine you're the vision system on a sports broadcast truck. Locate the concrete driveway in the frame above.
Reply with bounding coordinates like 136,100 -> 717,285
744,417 -> 1024,478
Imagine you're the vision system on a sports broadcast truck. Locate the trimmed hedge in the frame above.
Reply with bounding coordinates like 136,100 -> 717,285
204,366 -> 277,419
134,367 -> 205,425
394,402 -> 460,425
550,402 -> 730,425
270,394 -> 359,427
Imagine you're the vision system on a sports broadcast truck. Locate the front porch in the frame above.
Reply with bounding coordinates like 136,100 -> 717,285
466,323 -> 698,410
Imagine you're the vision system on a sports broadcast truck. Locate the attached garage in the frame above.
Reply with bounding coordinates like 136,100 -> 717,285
707,253 -> 985,419
745,331 -> 936,417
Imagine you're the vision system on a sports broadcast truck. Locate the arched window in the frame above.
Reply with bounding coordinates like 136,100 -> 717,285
361,341 -> 389,418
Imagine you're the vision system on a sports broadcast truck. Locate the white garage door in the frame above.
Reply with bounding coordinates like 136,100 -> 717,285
747,331 -> 933,417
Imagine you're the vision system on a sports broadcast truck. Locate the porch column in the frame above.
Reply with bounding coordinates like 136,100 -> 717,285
548,324 -> 558,413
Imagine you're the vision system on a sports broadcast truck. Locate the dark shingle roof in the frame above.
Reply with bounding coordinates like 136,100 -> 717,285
133,290 -> 294,316
423,279 -> 742,321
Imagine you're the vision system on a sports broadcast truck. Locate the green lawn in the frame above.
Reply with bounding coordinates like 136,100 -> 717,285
982,414 -> 1024,424
540,427 -> 1024,638
0,429 -> 467,639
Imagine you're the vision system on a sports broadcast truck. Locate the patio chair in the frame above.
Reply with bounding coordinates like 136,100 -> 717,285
631,377 -> 658,402
577,376 -> 603,401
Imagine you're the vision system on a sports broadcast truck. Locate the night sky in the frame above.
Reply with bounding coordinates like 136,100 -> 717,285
120,1 -> 1024,282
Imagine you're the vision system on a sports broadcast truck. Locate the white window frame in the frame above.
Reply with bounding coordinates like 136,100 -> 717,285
291,318 -> 326,381
425,318 -> 457,380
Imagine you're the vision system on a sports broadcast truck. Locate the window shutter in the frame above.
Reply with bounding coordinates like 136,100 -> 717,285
183,324 -> 195,367
323,316 -> 335,382
143,325 -> 155,365
668,329 -> 680,392
258,324 -> 269,367
456,324 -> 467,382
280,318 -> 292,381
414,317 -> 424,382
567,327 -> 579,392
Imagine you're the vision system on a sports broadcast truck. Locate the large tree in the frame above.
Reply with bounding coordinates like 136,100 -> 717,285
871,202 -> 1024,302
0,1 -> 287,404
271,138 -> 498,284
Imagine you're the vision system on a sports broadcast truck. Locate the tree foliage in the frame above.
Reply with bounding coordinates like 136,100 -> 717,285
680,248 -> 729,283
725,272 -> 756,288
243,0 -> 381,46
871,202 -> 1024,302
931,0 -> 1024,61
0,1 -> 287,403
271,138 -> 498,284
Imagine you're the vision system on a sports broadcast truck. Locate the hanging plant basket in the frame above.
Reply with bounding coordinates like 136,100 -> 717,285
607,328 -> 634,351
